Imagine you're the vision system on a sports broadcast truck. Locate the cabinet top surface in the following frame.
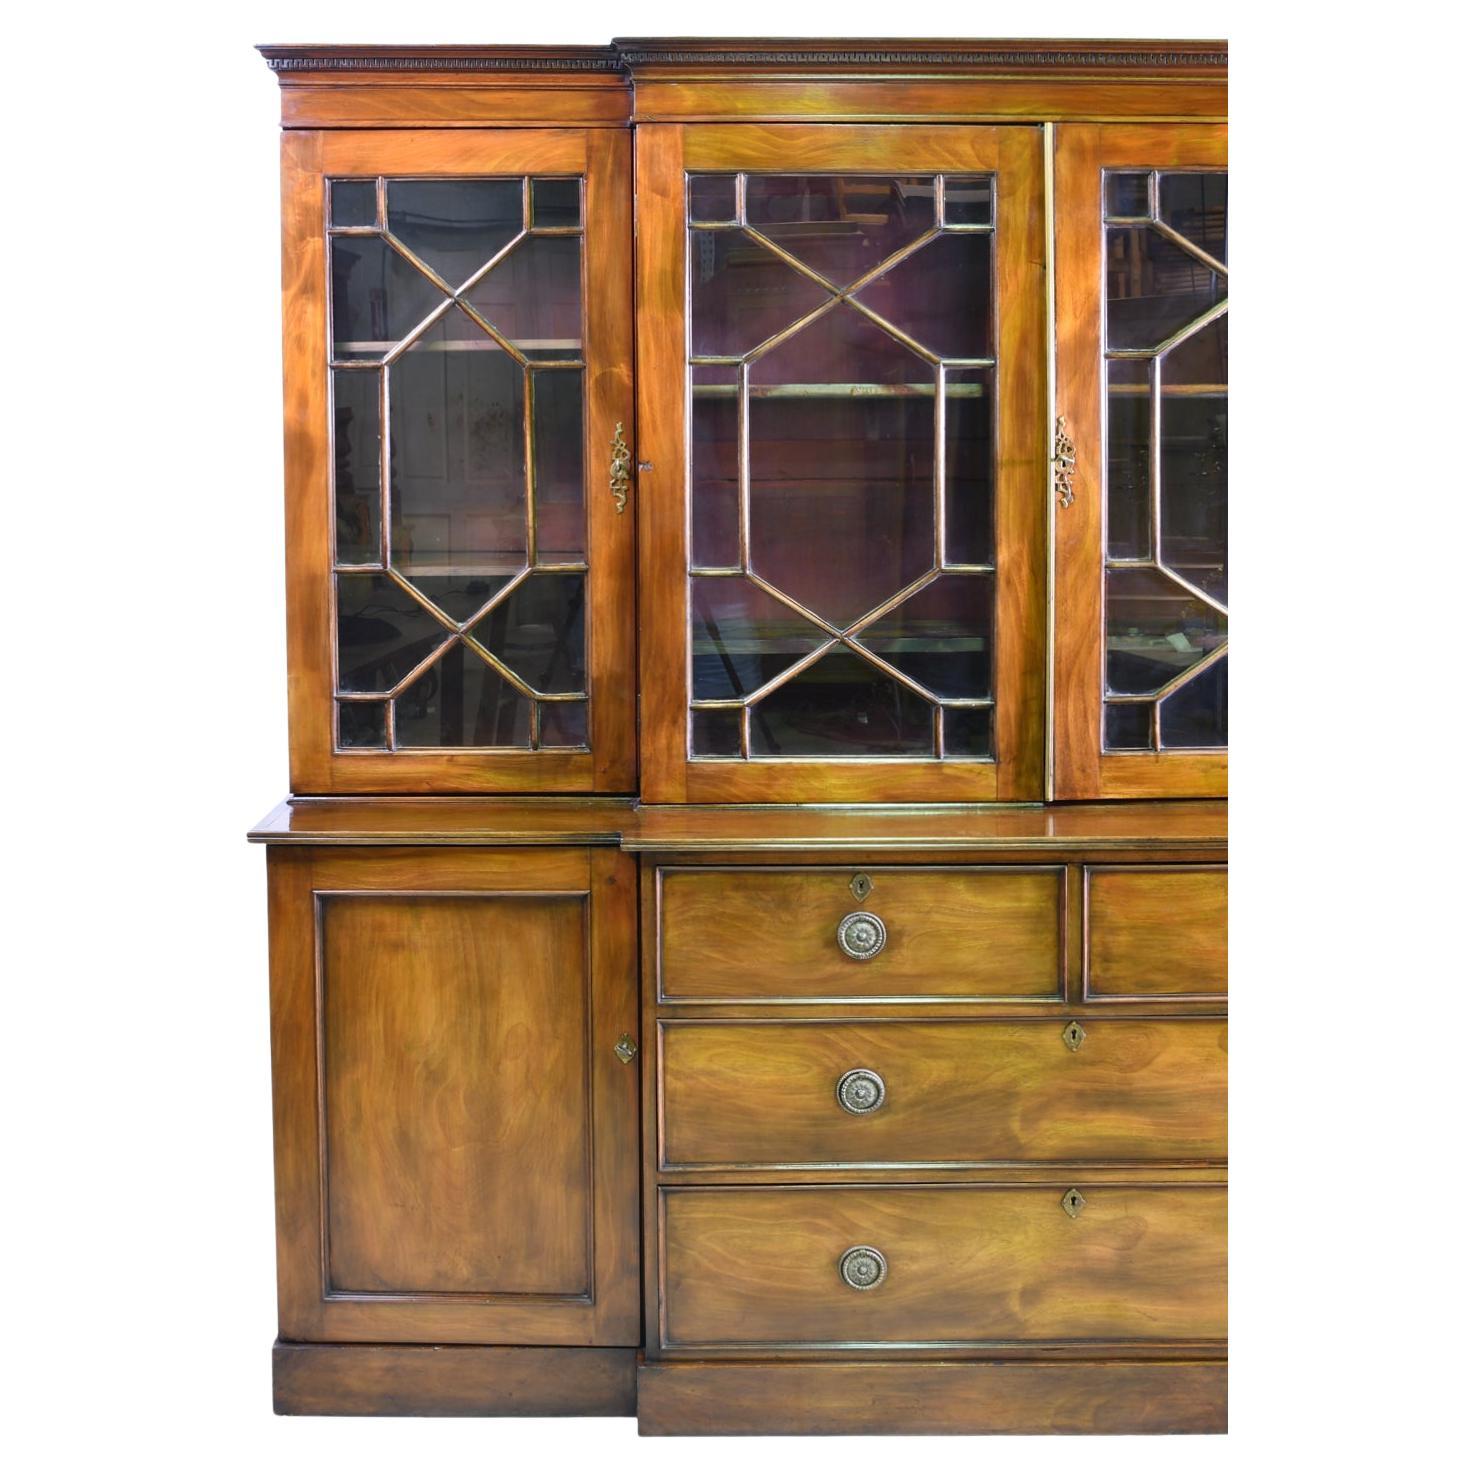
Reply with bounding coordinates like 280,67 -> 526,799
250,798 -> 1226,854
257,37 -> 1227,75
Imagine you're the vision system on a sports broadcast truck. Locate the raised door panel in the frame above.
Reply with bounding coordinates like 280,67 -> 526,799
1054,124 -> 1228,798
268,847 -> 640,1344
637,124 -> 1048,802
281,129 -> 635,793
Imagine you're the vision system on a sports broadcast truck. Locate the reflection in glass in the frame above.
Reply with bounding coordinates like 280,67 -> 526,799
691,577 -> 827,700
331,236 -> 445,360
389,307 -> 526,573
943,705 -> 993,758
688,174 -> 737,224
331,179 -> 377,228
749,396 -> 933,627
532,369 -> 585,562
333,369 -> 381,564
685,171 -> 1000,762
395,642 -> 530,748
944,367 -> 994,566
327,174 -> 590,752
464,235 -> 582,357
1105,566 -> 1227,696
336,574 -> 450,693
386,178 -> 521,289
691,707 -> 743,758
858,574 -> 994,699
1160,655 -> 1227,748
749,648 -> 933,757
337,700 -> 387,749
471,573 -> 586,694
1102,168 -> 1227,753
745,175 -> 935,287
531,177 -> 580,229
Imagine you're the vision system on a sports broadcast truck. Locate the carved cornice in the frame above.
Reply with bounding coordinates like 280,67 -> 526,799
257,45 -> 623,74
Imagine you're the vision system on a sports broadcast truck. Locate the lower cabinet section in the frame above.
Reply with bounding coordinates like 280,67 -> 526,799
658,1185 -> 1226,1350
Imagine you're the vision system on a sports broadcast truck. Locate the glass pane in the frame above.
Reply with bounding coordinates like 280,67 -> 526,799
854,233 -> 993,360
942,705 -> 993,759
395,641 -> 530,748
943,176 -> 993,226
331,236 -> 445,361
1104,702 -> 1152,751
464,235 -> 582,358
1158,173 -> 1227,264
388,305 -> 526,576
401,573 -> 515,626
1106,226 -> 1225,351
748,648 -> 933,757
688,174 -> 737,224
470,572 -> 585,694
691,577 -> 827,700
748,396 -> 933,627
337,700 -> 387,749
331,178 -> 377,228
857,573 -> 993,700
1160,656 -> 1228,748
691,707 -> 742,757
540,700 -> 588,748
1161,320 -> 1228,602
333,369 -> 381,564
1104,172 -> 1151,219
1106,359 -> 1151,561
691,375 -> 740,568
531,177 -> 580,229
336,574 -> 450,693
690,229 -> 830,358
943,367 -> 994,566
1105,566 -> 1227,696
744,175 -> 936,287
751,298 -> 926,386
532,369 -> 585,562
386,179 -> 522,289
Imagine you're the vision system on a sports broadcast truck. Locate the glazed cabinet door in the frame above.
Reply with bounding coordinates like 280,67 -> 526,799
636,125 -> 1048,802
1054,125 -> 1227,797
280,130 -> 635,793
267,847 -> 640,1344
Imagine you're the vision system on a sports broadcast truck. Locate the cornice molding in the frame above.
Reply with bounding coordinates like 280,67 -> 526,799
257,46 -> 623,74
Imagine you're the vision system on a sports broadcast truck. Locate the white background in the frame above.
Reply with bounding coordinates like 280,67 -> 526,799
5,1 -> 1466,1466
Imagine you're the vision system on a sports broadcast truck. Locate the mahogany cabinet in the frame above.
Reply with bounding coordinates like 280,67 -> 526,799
253,37 -> 1228,1436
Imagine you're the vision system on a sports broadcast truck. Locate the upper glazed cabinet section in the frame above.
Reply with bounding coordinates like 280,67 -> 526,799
278,127 -> 635,794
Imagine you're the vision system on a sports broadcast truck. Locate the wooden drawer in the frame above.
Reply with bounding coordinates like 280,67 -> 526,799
660,1018 -> 1225,1168
657,866 -> 1063,1002
1085,866 -> 1227,999
660,1184 -> 1226,1349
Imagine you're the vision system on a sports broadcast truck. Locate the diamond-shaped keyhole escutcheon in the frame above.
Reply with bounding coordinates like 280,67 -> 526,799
1061,1188 -> 1087,1219
1062,1020 -> 1086,1052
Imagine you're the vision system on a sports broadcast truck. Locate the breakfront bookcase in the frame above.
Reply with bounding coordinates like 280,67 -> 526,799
252,38 -> 1228,1436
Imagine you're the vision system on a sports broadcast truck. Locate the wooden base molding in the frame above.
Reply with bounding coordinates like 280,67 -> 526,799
272,1343 -> 637,1417
635,1359 -> 1226,1436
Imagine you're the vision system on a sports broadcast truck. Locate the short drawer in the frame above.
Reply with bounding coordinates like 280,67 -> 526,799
1085,866 -> 1227,999
660,1018 -> 1226,1168
657,866 -> 1063,1002
660,1184 -> 1226,1348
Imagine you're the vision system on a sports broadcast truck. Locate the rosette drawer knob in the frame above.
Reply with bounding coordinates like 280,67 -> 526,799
836,1068 -> 886,1116
838,1245 -> 888,1291
836,911 -> 887,960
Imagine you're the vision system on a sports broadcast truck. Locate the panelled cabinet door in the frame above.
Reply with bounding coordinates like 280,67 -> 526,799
267,848 -> 640,1345
281,130 -> 635,793
1054,125 -> 1227,798
636,125 -> 1048,802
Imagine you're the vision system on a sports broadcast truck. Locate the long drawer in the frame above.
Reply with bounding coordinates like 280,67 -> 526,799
660,1184 -> 1226,1348
658,866 -> 1063,1002
660,1018 -> 1226,1168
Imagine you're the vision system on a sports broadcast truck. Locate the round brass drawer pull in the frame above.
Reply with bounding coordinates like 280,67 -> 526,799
838,1245 -> 888,1291
836,1067 -> 886,1115
836,911 -> 887,960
